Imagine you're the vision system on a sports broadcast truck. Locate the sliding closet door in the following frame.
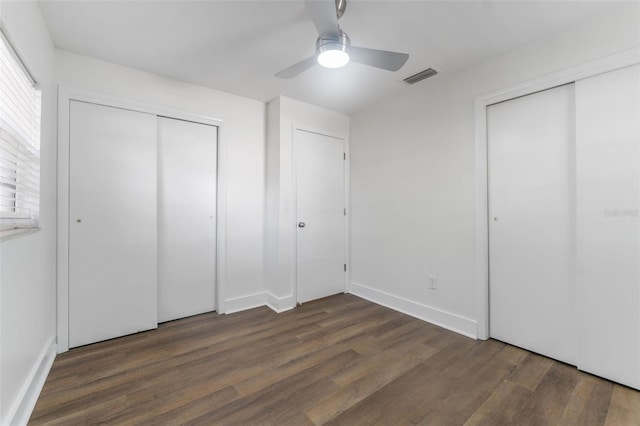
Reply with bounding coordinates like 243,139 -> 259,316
576,64 -> 640,389
158,117 -> 217,322
488,84 -> 576,365
69,101 -> 158,348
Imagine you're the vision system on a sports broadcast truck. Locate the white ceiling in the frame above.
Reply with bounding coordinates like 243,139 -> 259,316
38,0 -> 624,114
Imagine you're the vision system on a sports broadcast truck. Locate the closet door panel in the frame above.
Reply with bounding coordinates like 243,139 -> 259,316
488,84 -> 576,365
69,101 -> 158,348
576,64 -> 640,389
158,117 -> 217,322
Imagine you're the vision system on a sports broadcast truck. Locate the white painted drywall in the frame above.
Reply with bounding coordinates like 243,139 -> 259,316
264,97 -> 281,308
54,50 -> 266,306
0,1 -> 57,424
264,96 -> 349,309
349,4 -> 640,336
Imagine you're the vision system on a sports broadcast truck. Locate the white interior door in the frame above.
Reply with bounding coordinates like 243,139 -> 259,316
295,129 -> 345,303
158,117 -> 217,322
575,64 -> 640,389
488,84 -> 576,365
69,101 -> 158,348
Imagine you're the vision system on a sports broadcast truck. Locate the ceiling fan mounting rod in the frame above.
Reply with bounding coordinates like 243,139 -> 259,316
336,0 -> 347,20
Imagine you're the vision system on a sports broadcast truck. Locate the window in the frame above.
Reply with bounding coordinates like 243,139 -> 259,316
0,30 -> 41,232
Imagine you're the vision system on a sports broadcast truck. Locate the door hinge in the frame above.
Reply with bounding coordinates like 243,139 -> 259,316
344,152 -> 346,160
344,264 -> 347,272
344,207 -> 346,216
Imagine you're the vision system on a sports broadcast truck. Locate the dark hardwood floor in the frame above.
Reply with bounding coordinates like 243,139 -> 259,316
30,294 -> 639,425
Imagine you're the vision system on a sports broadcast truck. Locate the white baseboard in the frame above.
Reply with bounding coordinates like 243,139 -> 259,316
225,291 -> 296,315
224,292 -> 267,314
265,292 -> 295,313
4,337 -> 57,426
348,281 -> 478,339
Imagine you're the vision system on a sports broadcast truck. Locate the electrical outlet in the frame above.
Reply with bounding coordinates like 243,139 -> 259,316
428,275 -> 438,290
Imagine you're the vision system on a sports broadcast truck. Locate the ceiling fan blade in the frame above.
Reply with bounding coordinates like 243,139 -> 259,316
349,46 -> 409,72
304,0 -> 340,37
275,56 -> 317,79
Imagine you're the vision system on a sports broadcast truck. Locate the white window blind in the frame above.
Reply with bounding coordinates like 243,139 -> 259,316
0,30 -> 41,231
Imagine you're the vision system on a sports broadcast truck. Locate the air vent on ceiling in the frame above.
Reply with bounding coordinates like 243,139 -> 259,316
403,68 -> 438,85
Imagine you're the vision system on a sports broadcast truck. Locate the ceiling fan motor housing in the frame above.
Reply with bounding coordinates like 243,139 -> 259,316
316,29 -> 351,56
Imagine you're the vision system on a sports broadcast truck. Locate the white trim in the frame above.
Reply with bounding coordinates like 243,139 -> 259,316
474,47 -> 640,340
291,124 -> 349,304
0,26 -> 36,86
58,86 -> 222,126
57,85 -> 70,352
3,338 -> 56,426
348,281 -> 478,339
345,281 -> 355,294
226,292 -> 296,315
224,292 -> 267,314
291,129 -> 298,303
56,86 -> 227,352
216,125 -> 228,314
265,292 -> 295,313
344,132 -> 351,289
0,227 -> 39,242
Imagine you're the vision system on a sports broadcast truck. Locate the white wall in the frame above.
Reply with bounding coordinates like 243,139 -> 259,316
264,97 -> 281,308
0,1 -> 57,424
349,4 -> 640,337
54,50 -> 266,309
265,96 -> 349,310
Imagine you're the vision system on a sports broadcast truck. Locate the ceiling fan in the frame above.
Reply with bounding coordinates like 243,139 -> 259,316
275,0 -> 410,78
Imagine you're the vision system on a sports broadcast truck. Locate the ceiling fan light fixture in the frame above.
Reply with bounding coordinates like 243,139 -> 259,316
316,30 -> 351,69
317,46 -> 350,68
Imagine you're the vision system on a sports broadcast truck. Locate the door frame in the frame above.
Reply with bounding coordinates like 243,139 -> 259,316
291,124 -> 350,304
57,86 -> 226,353
473,47 -> 640,340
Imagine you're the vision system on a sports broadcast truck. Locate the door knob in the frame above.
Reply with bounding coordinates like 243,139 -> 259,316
298,222 -> 306,228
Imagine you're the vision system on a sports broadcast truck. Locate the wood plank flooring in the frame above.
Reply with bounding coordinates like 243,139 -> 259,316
30,294 -> 640,425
